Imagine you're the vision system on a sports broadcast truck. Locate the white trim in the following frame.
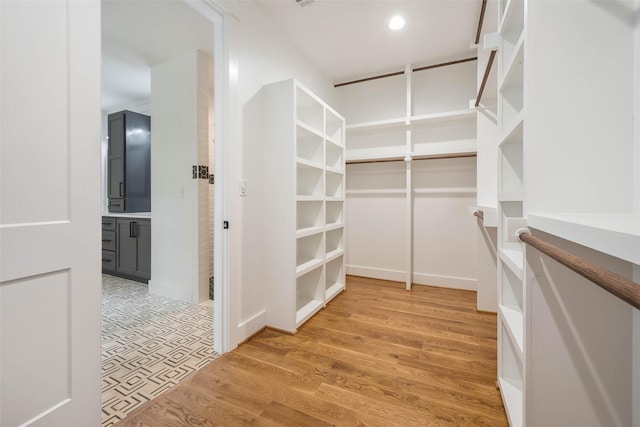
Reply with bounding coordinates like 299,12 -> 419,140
186,0 -> 230,354
634,265 -> 640,427
346,265 -> 477,291
237,310 -> 266,340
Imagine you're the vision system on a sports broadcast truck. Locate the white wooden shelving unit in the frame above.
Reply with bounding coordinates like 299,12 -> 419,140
340,60 -> 479,291
263,79 -> 346,333
496,0 -> 526,425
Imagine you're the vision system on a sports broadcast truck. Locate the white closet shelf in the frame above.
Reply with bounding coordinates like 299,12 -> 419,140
498,0 -> 523,36
296,119 -> 324,138
500,112 -> 524,147
500,248 -> 524,279
296,196 -> 324,202
346,152 -> 406,164
412,145 -> 477,160
499,38 -> 524,92
410,109 -> 476,126
325,248 -> 344,263
325,196 -> 344,202
499,304 -> 524,360
413,187 -> 477,196
325,165 -> 344,174
296,299 -> 323,327
527,213 -> 640,265
296,157 -> 324,170
326,135 -> 343,148
346,117 -> 406,132
296,226 -> 324,239
498,377 -> 524,427
345,189 -> 407,196
325,222 -> 344,232
295,258 -> 324,277
326,281 -> 344,302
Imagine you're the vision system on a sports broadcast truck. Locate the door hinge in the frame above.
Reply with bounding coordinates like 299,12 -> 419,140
223,221 -> 229,230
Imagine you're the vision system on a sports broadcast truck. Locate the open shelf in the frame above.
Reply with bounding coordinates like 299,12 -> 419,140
500,0 -> 524,79
410,109 -> 476,125
326,141 -> 343,171
411,114 -> 477,157
296,86 -> 323,134
326,227 -> 343,254
297,163 -> 323,197
346,117 -> 406,132
296,265 -> 324,326
498,377 -> 524,427
500,248 -> 524,280
499,323 -> 524,427
502,263 -> 523,312
326,171 -> 344,198
345,123 -> 406,163
296,200 -> 323,231
326,108 -> 344,145
499,304 -> 524,359
326,201 -> 343,227
500,138 -> 523,197
296,232 -> 323,274
499,111 -> 523,147
297,124 -> 324,165
326,255 -> 344,301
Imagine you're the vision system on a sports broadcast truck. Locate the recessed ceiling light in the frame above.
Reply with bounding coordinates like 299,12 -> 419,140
389,15 -> 405,31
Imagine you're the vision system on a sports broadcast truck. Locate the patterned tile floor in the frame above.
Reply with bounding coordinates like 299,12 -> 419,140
101,275 -> 217,427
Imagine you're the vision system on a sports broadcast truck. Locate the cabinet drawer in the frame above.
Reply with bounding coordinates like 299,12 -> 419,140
109,198 -> 124,212
102,250 -> 116,272
102,217 -> 116,231
102,230 -> 116,251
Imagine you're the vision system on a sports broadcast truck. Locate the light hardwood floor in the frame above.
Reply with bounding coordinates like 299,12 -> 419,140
116,276 -> 508,426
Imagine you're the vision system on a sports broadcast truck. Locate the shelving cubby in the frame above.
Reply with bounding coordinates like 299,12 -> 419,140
262,78 -> 346,333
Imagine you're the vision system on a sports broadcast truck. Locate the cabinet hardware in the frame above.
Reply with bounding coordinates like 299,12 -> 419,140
223,221 -> 229,229
119,182 -> 124,197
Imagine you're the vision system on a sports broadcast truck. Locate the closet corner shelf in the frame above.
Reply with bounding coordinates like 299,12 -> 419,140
326,282 -> 345,302
296,226 -> 324,239
527,213 -> 640,265
325,249 -> 345,263
296,299 -> 324,327
325,165 -> 344,175
500,113 -> 524,147
296,119 -> 324,138
498,377 -> 524,427
325,136 -> 344,148
499,304 -> 524,359
500,248 -> 524,280
296,258 -> 324,278
410,109 -> 476,126
346,117 -> 406,132
296,195 -> 324,202
499,36 -> 525,92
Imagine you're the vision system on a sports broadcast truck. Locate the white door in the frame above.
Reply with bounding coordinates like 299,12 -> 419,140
1,1 -> 102,426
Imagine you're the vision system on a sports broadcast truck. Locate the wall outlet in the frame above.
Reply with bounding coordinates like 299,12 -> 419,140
239,180 -> 247,197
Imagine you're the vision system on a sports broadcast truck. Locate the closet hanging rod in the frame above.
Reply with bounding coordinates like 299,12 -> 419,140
474,49 -> 497,107
346,152 -> 477,165
475,0 -> 488,45
518,231 -> 640,310
473,210 -> 484,220
334,57 -> 478,88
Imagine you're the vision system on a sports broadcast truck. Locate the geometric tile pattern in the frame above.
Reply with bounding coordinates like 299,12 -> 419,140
101,274 -> 217,427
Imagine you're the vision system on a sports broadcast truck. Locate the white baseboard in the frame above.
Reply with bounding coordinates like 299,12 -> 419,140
346,265 -> 477,291
237,309 -> 266,342
148,279 -> 195,303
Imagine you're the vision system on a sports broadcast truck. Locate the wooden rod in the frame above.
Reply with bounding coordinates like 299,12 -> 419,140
346,152 -> 477,165
474,210 -> 484,220
334,71 -> 405,88
475,49 -> 497,107
519,232 -> 640,311
412,57 -> 477,73
475,0 -> 488,45
334,57 -> 478,88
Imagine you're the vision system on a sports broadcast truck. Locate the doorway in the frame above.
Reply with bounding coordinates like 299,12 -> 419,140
100,0 -> 228,425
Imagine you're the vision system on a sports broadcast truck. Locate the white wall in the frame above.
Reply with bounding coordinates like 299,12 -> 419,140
221,0 -> 337,346
150,51 -> 209,304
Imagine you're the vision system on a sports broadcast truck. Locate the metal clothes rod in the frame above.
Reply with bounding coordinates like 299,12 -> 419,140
473,210 -> 484,220
346,152 -> 477,165
475,49 -> 496,107
334,57 -> 478,88
518,231 -> 640,311
475,0 -> 488,45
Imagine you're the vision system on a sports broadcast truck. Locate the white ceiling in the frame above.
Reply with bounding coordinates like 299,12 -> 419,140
101,0 -> 213,112
101,0 -> 496,110
255,0 -> 496,83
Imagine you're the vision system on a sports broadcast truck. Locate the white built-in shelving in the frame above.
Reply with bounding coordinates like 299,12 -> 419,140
496,0 -> 525,425
263,79 -> 346,333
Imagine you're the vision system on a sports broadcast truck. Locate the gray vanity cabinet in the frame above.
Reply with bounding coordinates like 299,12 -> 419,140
102,216 -> 150,283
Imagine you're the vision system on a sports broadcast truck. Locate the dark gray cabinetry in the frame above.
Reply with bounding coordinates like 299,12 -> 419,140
102,216 -> 151,283
108,110 -> 151,213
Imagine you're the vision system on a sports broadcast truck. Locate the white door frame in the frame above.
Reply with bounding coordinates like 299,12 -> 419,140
185,0 -> 230,354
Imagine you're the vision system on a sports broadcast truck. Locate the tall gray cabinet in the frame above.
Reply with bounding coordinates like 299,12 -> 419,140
108,110 -> 151,213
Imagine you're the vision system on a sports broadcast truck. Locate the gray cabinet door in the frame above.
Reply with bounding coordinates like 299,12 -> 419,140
116,219 -> 138,277
136,220 -> 151,279
108,113 -> 125,201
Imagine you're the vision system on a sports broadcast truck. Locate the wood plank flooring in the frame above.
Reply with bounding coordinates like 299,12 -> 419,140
116,276 -> 508,426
